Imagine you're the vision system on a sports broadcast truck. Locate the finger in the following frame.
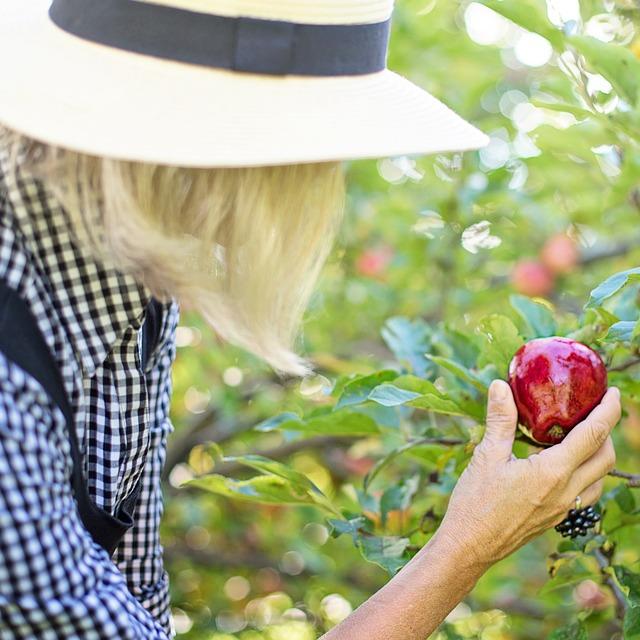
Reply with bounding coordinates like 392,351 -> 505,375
554,480 -> 604,526
543,388 -> 621,469
570,436 -> 616,493
477,380 -> 518,463
580,479 -> 604,508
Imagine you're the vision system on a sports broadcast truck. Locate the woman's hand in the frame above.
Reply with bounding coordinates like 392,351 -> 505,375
434,380 -> 621,569
322,380 -> 621,640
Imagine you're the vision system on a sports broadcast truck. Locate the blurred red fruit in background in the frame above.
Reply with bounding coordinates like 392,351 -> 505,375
541,234 -> 580,274
355,245 -> 394,278
573,579 -> 611,611
255,567 -> 283,594
341,452 -> 376,477
511,260 -> 555,297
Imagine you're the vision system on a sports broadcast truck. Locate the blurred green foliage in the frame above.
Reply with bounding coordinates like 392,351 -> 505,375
163,1 -> 640,638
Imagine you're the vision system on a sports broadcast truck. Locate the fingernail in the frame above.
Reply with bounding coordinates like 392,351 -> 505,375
611,387 -> 620,400
490,380 -> 509,401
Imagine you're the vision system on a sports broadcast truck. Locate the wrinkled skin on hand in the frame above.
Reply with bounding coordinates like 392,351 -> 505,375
434,381 -> 620,568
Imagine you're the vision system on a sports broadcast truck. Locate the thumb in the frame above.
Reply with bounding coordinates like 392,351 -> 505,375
479,380 -> 518,463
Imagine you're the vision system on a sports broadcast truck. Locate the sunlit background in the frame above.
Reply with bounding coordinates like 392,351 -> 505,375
162,1 -> 640,638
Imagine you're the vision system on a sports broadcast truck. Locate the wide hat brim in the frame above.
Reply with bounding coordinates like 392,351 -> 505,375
0,0 -> 489,168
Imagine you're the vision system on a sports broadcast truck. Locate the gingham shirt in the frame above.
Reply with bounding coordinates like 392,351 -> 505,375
0,143 -> 179,638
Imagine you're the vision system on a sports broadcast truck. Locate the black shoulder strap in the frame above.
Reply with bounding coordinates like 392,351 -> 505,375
0,281 -> 73,425
141,297 -> 164,369
0,279 -> 162,556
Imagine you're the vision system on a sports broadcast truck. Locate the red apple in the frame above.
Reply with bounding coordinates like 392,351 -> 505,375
541,234 -> 580,275
508,337 -> 607,446
511,260 -> 555,298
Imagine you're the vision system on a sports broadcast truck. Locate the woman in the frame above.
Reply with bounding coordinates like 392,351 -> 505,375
0,1 -> 620,639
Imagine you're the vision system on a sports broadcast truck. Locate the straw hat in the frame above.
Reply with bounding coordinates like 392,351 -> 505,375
0,0 -> 488,167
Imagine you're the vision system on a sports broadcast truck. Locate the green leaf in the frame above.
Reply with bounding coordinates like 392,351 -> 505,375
186,452 -> 342,516
409,394 -> 468,416
570,35 -> 640,106
604,321 -> 636,343
392,374 -> 441,394
586,268 -> 640,309
357,489 -> 380,514
381,317 -> 434,377
434,326 -> 480,369
601,488 -> 640,533
510,295 -> 557,338
481,0 -> 563,49
222,454 -> 322,495
477,314 -> 525,378
329,517 -> 368,542
428,356 -> 488,392
380,476 -> 419,524
187,474 -> 326,509
358,535 -> 409,575
255,412 -> 302,432
533,123 -> 610,162
625,606 -> 640,640
336,370 -> 399,408
441,625 -> 465,640
594,306 -> 621,328
391,375 -> 469,416
615,485 -> 637,513
548,621 -> 588,640
256,408 -> 380,436
540,554 -> 592,596
532,99 -> 593,120
613,283 -> 640,321
368,383 -> 422,407
615,566 -> 640,605
364,437 -> 465,491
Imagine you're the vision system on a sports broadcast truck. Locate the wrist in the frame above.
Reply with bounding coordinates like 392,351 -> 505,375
416,527 -> 491,588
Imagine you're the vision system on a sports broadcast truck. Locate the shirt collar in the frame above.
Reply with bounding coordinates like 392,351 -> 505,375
1,160 -> 151,377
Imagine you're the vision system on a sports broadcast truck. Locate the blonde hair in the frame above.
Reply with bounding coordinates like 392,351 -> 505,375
0,127 -> 345,375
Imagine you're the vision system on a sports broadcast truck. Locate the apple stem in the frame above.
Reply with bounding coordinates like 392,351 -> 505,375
609,469 -> 640,488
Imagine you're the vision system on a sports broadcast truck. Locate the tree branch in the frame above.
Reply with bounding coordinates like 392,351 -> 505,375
163,407 -> 257,482
609,469 -> 640,488
580,240 -> 640,265
609,358 -> 640,373
594,547 -> 628,622
488,236 -> 640,288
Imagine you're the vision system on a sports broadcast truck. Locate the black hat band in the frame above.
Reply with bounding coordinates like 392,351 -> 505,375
49,0 -> 391,77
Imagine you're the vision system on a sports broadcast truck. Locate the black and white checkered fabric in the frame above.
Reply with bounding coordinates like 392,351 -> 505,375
0,141 -> 179,638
